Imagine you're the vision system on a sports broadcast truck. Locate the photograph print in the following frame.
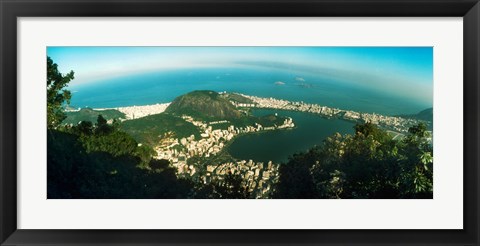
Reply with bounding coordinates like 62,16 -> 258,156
47,47 -> 433,199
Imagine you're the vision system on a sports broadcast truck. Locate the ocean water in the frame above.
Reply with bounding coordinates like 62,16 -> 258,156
70,67 -> 428,116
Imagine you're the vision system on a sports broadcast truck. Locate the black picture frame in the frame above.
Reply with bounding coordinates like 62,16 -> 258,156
1,0 -> 479,245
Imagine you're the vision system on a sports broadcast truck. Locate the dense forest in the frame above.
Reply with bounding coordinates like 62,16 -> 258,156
47,56 -> 433,199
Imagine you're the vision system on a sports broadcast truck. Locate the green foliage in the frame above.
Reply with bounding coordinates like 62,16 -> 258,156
137,145 -> 158,166
47,56 -> 74,128
407,122 -> 429,138
67,115 -> 156,165
94,115 -> 112,135
76,121 -> 94,135
397,122 -> 433,198
81,130 -> 138,157
273,150 -> 317,198
355,122 -> 382,137
275,123 -> 433,199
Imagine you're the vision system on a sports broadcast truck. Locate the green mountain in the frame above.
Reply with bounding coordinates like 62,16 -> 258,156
398,108 -> 433,122
64,108 -> 125,125
165,90 -> 243,120
122,91 -> 291,144
121,113 -> 201,145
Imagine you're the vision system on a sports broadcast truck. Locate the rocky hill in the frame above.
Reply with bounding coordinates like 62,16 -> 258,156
165,90 -> 243,120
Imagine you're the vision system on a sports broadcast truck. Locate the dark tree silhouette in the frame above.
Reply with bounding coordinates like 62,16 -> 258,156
274,123 -> 433,199
47,56 -> 74,128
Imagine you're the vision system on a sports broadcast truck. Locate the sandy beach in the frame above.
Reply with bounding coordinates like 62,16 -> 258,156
95,103 -> 171,120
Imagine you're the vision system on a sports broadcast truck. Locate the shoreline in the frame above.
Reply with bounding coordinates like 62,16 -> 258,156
79,92 -> 430,134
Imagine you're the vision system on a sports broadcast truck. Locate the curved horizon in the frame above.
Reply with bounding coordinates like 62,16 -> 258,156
48,46 -> 433,109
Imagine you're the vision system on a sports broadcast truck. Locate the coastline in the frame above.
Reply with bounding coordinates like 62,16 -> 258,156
84,92 -> 429,134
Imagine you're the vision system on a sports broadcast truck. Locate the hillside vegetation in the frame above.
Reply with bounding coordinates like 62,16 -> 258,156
221,93 -> 254,104
120,113 -> 201,145
49,118 -> 192,199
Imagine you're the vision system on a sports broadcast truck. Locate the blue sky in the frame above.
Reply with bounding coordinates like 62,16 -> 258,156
47,46 -> 433,104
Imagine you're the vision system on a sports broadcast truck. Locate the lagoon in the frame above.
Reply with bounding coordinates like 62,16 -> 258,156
227,109 -> 355,163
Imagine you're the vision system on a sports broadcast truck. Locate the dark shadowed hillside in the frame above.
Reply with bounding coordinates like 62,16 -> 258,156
397,108 -> 433,122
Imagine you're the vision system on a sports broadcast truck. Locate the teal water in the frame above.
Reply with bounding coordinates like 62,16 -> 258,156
227,109 -> 355,163
70,67 -> 428,116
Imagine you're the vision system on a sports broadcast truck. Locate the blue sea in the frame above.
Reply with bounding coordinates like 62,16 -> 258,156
70,67 -> 429,116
